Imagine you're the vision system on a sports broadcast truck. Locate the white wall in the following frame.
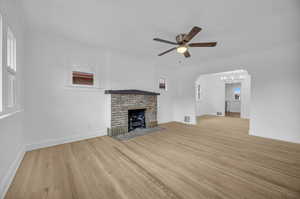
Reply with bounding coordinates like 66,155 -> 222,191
24,30 -> 175,149
195,74 -> 225,116
24,31 -> 108,148
240,75 -> 251,119
0,0 -> 25,198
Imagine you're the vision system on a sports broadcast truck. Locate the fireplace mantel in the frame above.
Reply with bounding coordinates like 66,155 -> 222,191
104,89 -> 158,136
105,89 -> 160,95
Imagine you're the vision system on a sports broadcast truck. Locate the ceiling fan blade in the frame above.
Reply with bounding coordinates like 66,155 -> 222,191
183,26 -> 202,43
153,38 -> 178,45
158,47 -> 177,56
184,51 -> 191,58
189,42 -> 217,47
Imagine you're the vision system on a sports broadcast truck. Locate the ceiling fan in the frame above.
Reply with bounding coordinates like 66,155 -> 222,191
153,26 -> 217,58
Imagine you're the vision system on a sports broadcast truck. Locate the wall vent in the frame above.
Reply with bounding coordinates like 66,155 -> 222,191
184,116 -> 190,123
216,112 -> 223,116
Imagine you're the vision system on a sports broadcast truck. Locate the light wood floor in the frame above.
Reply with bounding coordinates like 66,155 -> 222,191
5,116 -> 300,199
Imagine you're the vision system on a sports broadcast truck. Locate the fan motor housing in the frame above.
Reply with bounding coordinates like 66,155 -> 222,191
176,34 -> 186,44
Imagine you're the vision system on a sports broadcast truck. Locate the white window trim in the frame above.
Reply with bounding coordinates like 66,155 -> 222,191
6,26 -> 17,109
0,13 -> 3,113
0,109 -> 23,119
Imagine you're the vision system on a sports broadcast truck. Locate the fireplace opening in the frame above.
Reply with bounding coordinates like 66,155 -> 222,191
128,109 -> 146,132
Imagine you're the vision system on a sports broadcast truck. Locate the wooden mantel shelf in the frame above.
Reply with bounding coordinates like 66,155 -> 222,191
104,89 -> 160,95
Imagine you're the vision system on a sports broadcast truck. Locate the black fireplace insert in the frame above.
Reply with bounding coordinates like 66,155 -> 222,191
128,109 -> 146,132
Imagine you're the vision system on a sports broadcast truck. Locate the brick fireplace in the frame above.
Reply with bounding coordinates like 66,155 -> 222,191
104,90 -> 159,136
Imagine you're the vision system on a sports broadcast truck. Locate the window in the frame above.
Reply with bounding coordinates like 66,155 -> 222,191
72,71 -> 94,86
6,27 -> 17,107
234,87 -> 241,101
159,78 -> 167,91
0,14 -> 2,112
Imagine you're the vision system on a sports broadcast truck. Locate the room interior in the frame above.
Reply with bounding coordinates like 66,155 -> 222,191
225,83 -> 242,117
0,0 -> 300,198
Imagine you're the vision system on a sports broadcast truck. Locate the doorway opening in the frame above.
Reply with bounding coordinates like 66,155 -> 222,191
195,69 -> 251,131
225,83 -> 241,118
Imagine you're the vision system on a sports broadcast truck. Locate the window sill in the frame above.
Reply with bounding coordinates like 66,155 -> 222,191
0,109 -> 23,120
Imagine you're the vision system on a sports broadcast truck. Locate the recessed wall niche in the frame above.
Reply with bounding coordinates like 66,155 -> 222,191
66,65 -> 100,89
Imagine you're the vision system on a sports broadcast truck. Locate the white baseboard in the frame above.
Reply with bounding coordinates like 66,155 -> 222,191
26,129 -> 107,151
249,129 -> 300,144
0,145 -> 26,199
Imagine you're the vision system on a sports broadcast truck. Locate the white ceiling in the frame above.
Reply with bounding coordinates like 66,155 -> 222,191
20,0 -> 300,65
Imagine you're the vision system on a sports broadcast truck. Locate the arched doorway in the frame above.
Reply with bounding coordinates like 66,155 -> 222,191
194,69 -> 251,131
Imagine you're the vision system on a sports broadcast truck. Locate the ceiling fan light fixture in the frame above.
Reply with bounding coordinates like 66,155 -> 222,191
154,26 -> 217,58
177,46 -> 188,54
